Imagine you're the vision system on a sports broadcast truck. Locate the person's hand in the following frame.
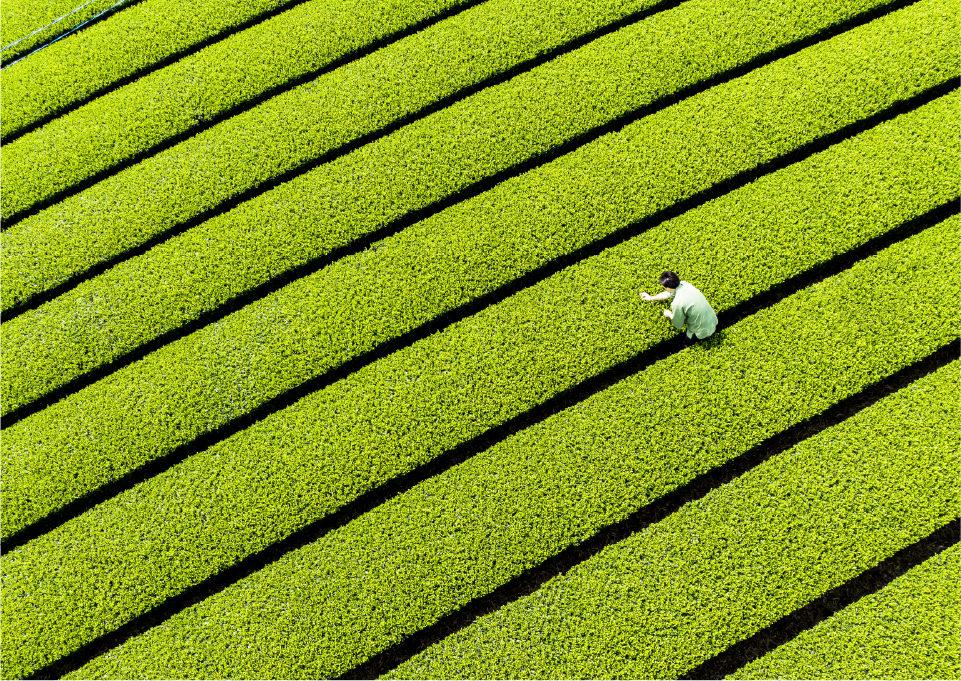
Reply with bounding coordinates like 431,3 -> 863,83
662,309 -> 673,319
640,292 -> 653,301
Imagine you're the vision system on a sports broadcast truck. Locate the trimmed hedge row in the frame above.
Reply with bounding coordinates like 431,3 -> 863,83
61,223 -> 960,680
2,0 -> 955,416
1,0 -> 666,223
1,0 -> 941,313
2,158 -> 957,678
2,7 -> 957,535
388,354 -> 961,680
0,0 -> 293,138
0,0 -> 118,65
0,0 -> 479,221
2,0 -> 672,313
731,544 -> 960,679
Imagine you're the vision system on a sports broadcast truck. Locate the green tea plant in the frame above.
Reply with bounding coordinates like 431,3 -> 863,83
2,0 -> 955,415
48,226 -> 959,681
1,0 -> 120,65
2,195 -> 956,680
388,359 -> 959,679
731,545 -> 960,679
2,0 -> 665,219
5,0 -> 952,314
0,0 -> 292,137
3,67 -> 956,540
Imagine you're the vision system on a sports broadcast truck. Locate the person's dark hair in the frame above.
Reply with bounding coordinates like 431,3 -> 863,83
659,270 -> 680,289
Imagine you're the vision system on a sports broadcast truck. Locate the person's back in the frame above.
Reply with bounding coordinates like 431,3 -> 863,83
669,280 -> 718,341
640,270 -> 718,345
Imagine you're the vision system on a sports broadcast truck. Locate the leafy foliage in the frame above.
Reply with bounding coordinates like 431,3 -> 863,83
1,0 -> 954,415
49,224 -> 960,680
5,1 -> 956,536
0,0 -> 120,64
1,0 -> 665,221
0,0 -> 292,138
0,0 -> 480,153
2,164 -> 957,681
388,359 -> 960,679
731,545 -> 960,679
3,0 -> 676,223
1,1 -> 958,678
3,0 -> 651,309
4,8 -> 957,528
5,0 -> 952,312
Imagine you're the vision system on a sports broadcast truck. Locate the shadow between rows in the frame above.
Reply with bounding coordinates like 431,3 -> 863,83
1,0 -> 500,228
0,0 -> 337,146
1,94 -> 956,550
0,0 -> 147,70
1,0 -> 685,266
2,41 -> 953,432
26,220 -> 959,679
685,518 -> 961,679
1,0 -> 924,297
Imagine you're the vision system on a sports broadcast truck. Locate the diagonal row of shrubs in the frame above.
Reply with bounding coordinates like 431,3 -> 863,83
2,16 -> 957,539
387,350 -> 960,680
0,0 -> 120,65
1,151 -> 956,677
0,0 -> 299,139
2,0 -> 946,317
1,0 -> 666,222
731,544 -> 960,679
2,0 -> 955,417
48,222 -> 960,680
0,0 -> 675,309
0,0 -> 484,221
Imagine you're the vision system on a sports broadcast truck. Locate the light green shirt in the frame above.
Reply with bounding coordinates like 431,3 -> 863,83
669,280 -> 718,339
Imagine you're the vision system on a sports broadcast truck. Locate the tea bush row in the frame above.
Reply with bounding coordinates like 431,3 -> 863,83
53,225 -> 960,680
0,0 -> 293,138
732,544 -> 960,679
3,0 -> 944,314
0,0 -> 667,221
3,24 -> 957,536
2,197 -> 956,678
388,355 -> 960,679
2,0 -> 953,415
0,0 -> 472,218
0,0 -> 118,65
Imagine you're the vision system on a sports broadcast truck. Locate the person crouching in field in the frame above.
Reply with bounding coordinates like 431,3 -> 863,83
641,270 -> 718,346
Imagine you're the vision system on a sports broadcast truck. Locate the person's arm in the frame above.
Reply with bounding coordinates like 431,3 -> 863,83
668,302 -> 687,331
641,290 -> 672,302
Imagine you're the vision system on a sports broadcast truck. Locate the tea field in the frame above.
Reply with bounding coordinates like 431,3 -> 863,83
1,0 -> 958,677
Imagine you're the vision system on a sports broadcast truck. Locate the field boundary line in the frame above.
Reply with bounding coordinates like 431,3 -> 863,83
345,346 -> 960,680
0,0 -> 143,69
0,0 -> 485,149
23,224 -> 959,678
683,519 -> 961,679
0,0 -> 924,292
1,0 -> 684,233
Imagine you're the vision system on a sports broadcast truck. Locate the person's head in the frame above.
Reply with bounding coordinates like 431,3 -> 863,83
658,270 -> 680,290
